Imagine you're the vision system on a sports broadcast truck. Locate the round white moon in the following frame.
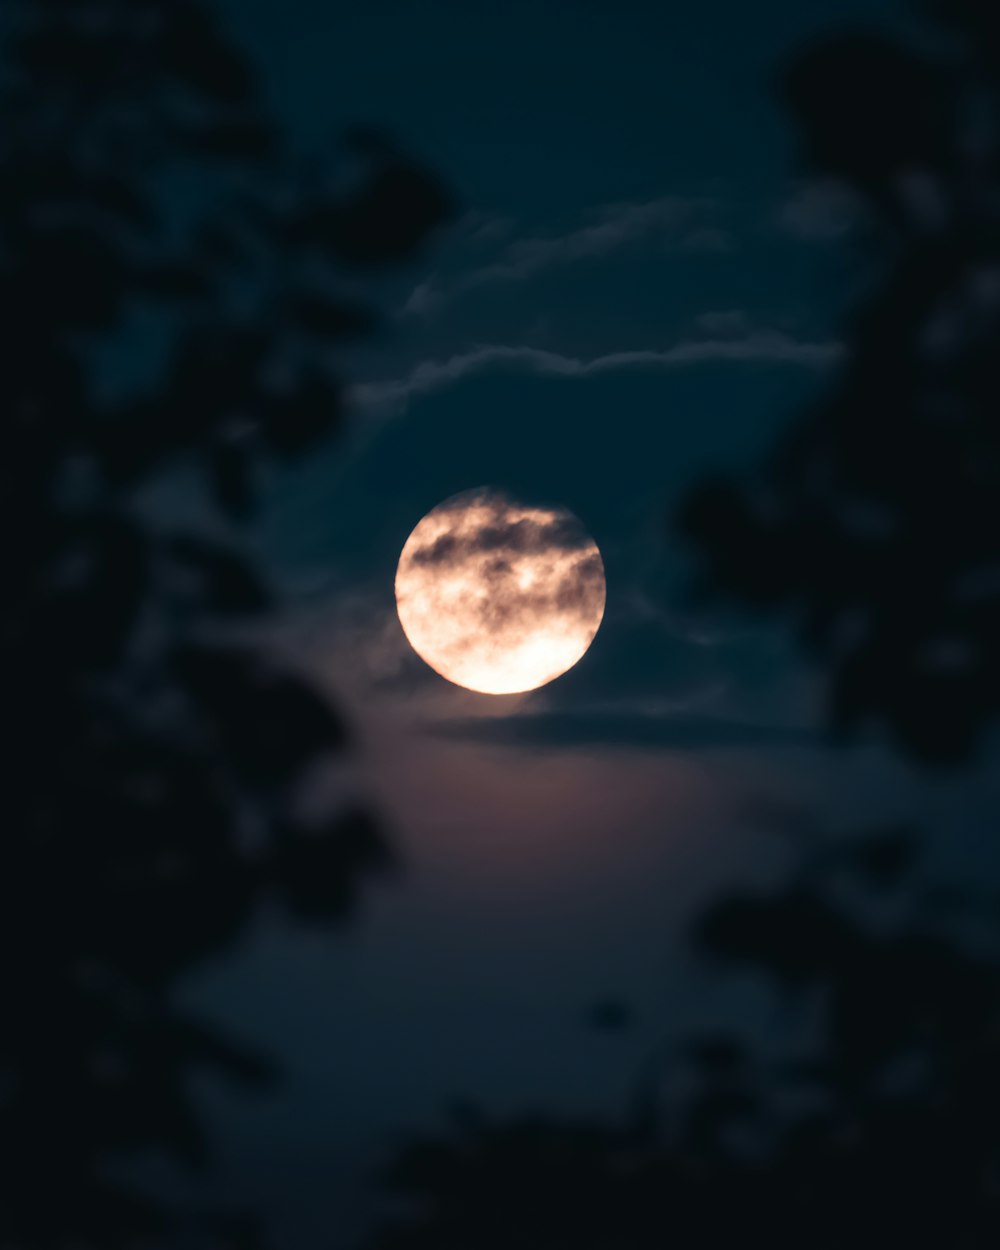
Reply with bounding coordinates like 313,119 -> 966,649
395,488 -> 606,695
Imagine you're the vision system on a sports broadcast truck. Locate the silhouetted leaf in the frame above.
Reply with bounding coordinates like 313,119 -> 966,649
175,118 -> 277,163
294,160 -> 456,266
167,534 -> 272,615
681,1035 -> 745,1073
292,294 -> 378,339
780,32 -> 951,198
12,28 -> 111,84
206,436 -> 253,520
196,221 -> 254,268
174,1016 -> 278,1089
843,828 -> 918,890
163,3 -> 256,104
16,226 -> 130,330
696,889 -> 858,986
135,262 -> 213,302
261,369 -> 344,456
173,642 -> 349,782
274,809 -> 393,923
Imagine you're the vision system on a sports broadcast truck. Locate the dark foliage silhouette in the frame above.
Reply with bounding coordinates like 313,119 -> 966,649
368,827 -> 1000,1250
679,0 -> 1000,765
0,1 -> 452,1246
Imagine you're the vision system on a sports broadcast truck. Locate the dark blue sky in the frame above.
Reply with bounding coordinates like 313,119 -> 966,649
154,1 -> 1000,1246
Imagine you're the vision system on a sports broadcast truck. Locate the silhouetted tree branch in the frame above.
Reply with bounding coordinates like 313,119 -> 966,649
679,0 -> 1000,765
0,1 -> 453,1246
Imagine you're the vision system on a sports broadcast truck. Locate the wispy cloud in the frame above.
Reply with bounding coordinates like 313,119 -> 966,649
400,196 -> 715,317
353,331 -> 842,413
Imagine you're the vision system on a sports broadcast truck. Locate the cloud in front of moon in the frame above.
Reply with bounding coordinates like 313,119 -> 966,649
395,488 -> 606,695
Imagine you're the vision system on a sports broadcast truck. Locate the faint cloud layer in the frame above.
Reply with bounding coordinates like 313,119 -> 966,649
400,196 -> 716,317
778,180 -> 860,241
429,709 -> 820,752
353,331 -> 842,413
695,309 -> 753,335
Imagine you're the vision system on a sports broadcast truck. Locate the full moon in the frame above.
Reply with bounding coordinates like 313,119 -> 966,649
395,488 -> 606,695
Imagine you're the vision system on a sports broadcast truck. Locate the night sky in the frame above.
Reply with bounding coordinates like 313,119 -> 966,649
125,0 -> 1000,1244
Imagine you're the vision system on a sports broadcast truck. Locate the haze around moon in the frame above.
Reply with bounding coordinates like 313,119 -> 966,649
394,488 -> 606,695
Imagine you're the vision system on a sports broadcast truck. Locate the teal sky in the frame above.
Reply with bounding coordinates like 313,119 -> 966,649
161,2 -> 1000,1246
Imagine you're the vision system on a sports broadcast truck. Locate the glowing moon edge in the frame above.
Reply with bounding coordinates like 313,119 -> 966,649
394,487 -> 606,695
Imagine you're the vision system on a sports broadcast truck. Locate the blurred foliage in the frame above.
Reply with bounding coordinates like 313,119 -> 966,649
368,828 -> 1000,1249
679,0 -> 1000,765
0,0 -> 453,1246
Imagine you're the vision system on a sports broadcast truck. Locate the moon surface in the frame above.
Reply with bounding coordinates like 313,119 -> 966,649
395,488 -> 606,695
